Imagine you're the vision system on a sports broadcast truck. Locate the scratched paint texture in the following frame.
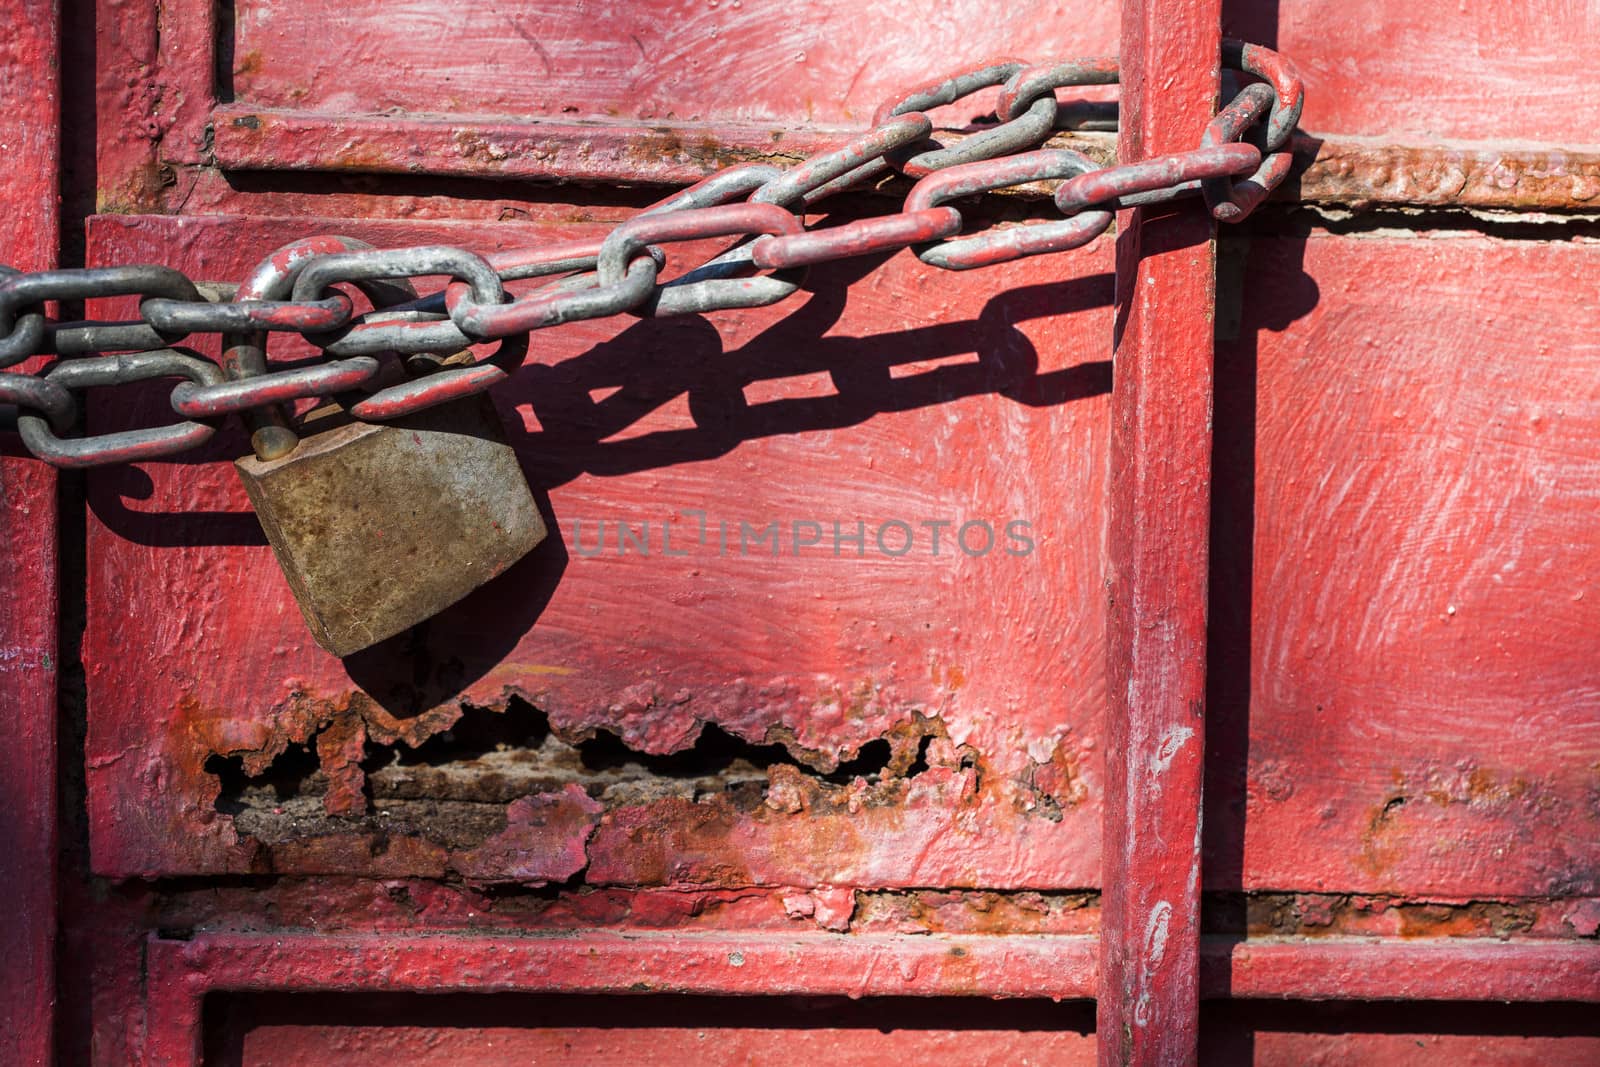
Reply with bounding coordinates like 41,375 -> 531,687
225,0 -> 1600,143
228,0 -> 1119,125
1228,0 -> 1600,143
1207,235 -> 1600,899
84,212 -> 1115,885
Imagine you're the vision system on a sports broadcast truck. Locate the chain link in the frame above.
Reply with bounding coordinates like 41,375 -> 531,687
0,40 -> 1303,468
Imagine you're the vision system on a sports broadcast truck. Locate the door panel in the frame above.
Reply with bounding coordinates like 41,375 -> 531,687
205,994 -> 1100,1067
229,0 -> 1119,126
1209,234 -> 1600,899
85,212 -> 1113,884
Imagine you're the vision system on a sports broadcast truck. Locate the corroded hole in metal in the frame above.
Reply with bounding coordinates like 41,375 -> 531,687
205,696 -> 947,850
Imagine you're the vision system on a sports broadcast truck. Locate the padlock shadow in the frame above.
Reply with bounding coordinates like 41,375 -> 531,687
339,491 -> 568,718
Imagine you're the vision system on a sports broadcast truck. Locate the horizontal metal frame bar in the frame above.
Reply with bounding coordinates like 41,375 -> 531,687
211,105 -> 1600,212
145,930 -> 1600,999
143,930 -> 1600,1061
137,927 -> 1600,1062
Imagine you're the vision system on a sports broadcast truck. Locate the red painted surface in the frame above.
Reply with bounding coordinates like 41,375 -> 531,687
225,0 -> 1120,127
1231,2 -> 1600,143
0,466 -> 59,1067
134,931 -> 1600,1064
1098,0 -> 1218,1062
1209,236 -> 1600,898
83,212 -> 1115,886
4,0 -> 1596,1059
1201,1001 -> 1600,1067
1206,938 -> 1600,1002
0,1 -> 60,1064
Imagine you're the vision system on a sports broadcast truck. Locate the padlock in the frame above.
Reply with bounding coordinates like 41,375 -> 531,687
234,393 -> 544,656
191,237 -> 546,657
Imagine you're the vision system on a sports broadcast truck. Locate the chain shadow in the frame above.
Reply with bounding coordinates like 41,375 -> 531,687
504,265 -> 1114,489
345,256 -> 1114,712
81,251 -> 1114,714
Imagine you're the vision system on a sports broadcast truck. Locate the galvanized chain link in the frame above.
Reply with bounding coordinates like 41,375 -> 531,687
0,40 -> 1303,468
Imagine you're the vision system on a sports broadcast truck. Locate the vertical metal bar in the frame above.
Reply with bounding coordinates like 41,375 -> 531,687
0,0 -> 61,1063
1099,0 -> 1219,1063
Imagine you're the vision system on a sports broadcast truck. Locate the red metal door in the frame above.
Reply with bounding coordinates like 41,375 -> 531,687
3,0 -> 1599,1063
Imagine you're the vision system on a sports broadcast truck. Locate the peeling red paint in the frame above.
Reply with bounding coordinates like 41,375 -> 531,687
455,786 -> 605,884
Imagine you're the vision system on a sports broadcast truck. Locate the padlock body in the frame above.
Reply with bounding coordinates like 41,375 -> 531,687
236,396 -> 545,656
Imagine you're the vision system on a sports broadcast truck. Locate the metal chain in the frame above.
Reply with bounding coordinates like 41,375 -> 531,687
0,41 -> 1303,468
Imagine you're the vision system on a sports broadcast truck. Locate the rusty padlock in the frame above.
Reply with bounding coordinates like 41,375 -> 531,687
235,391 -> 544,656
173,238 -> 545,657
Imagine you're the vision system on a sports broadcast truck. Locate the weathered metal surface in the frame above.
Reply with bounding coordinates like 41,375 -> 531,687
28,0 -> 1600,1058
145,933 -> 1101,1065
213,0 -> 1596,146
1207,235 -> 1600,898
1098,0 -> 1217,1062
1202,1001 -> 1600,1066
0,458 -> 59,1067
1243,2 -> 1600,145
1204,938 -> 1600,1002
1290,136 -> 1600,213
223,0 -> 1118,127
218,1002 -> 1099,1067
84,0 -> 1600,218
236,396 -> 547,657
83,212 -> 1115,886
0,1 -> 59,1063
208,110 -> 1600,215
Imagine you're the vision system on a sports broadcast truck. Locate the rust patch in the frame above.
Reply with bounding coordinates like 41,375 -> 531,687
1357,791 -> 1408,877
1019,739 -> 1089,821
453,785 -> 604,883
232,50 -> 264,79
1291,135 -> 1600,211
853,889 -> 1098,936
1205,892 -> 1591,941
623,126 -> 804,173
96,159 -> 168,215
1354,764 -> 1569,882
198,692 -> 971,885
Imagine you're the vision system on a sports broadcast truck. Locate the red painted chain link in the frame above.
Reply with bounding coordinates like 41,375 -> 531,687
0,40 -> 1303,467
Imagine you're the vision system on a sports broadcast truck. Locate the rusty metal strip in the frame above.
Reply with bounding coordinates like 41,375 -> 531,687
1287,133 -> 1600,212
212,105 -> 1600,213
210,106 -> 839,185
